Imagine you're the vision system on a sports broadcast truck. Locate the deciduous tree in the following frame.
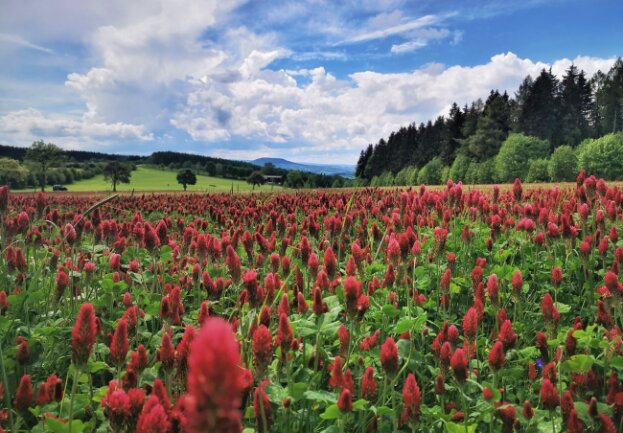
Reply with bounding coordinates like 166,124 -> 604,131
103,161 -> 132,192
177,169 -> 197,191
247,171 -> 265,190
24,140 -> 65,191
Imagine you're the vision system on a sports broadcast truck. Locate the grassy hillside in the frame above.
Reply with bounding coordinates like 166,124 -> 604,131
15,166 -> 281,193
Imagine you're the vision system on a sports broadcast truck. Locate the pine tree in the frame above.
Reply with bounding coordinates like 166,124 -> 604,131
439,103 -> 464,165
511,76 -> 533,130
355,145 -> 373,178
463,91 -> 511,159
363,139 -> 388,179
557,65 -> 592,146
593,58 -> 623,134
518,69 -> 560,147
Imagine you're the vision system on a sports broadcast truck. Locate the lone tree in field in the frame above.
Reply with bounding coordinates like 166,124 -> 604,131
24,140 -> 65,191
103,161 -> 132,192
177,168 -> 197,191
247,171 -> 265,190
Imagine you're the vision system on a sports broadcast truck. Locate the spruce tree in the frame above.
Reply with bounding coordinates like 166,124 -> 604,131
518,69 -> 560,147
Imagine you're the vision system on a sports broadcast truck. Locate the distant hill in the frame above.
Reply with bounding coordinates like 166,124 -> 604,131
0,144 -> 144,163
251,157 -> 355,178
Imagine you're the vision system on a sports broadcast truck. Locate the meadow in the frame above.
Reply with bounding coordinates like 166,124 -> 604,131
14,166 -> 281,193
0,173 -> 622,433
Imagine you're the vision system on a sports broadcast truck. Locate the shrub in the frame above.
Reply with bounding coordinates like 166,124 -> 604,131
395,166 -> 417,186
407,167 -> 419,185
495,133 -> 549,182
465,159 -> 496,184
417,157 -> 443,185
526,158 -> 550,182
379,171 -> 395,186
577,133 -> 623,180
0,157 -> 28,188
449,154 -> 471,182
548,145 -> 578,181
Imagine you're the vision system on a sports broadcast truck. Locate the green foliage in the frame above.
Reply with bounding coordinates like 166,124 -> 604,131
24,140 -> 66,191
102,161 -> 132,192
370,172 -> 396,187
549,145 -> 578,181
378,171 -> 395,186
355,58 -> 623,184
592,58 -> 623,135
150,151 -> 261,180
0,157 -> 28,188
449,154 -> 471,182
394,166 -> 415,186
518,69 -> 560,145
14,166 -> 269,192
356,145 -> 373,178
417,157 -> 443,185
558,65 -> 593,146
285,170 -> 305,188
465,159 -> 495,184
282,170 -> 344,189
464,91 -> 511,159
526,158 -> 550,182
495,133 -> 549,182
440,165 -> 450,183
176,169 -> 197,191
247,171 -> 265,189
330,177 -> 344,188
578,132 -> 623,180
393,168 -> 407,186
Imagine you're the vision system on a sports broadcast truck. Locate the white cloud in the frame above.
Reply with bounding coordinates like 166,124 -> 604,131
0,108 -> 153,149
60,0 -> 245,130
390,28 -> 463,54
549,55 -> 616,79
170,52 -> 616,163
390,40 -> 428,53
0,33 -> 54,54
343,15 -> 439,43
0,1 -> 618,165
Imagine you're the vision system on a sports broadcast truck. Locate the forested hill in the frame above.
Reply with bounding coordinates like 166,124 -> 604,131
356,58 -> 623,184
0,145 -> 144,163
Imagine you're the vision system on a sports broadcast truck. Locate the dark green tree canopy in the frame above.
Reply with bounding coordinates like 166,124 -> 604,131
24,140 -> 66,191
518,69 -> 560,146
247,171 -> 265,189
103,161 -> 132,192
0,157 -> 28,188
495,133 -> 549,183
355,57 -> 623,184
176,169 -> 197,191
549,145 -> 578,181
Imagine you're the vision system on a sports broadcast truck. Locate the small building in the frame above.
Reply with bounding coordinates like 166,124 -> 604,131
262,175 -> 283,185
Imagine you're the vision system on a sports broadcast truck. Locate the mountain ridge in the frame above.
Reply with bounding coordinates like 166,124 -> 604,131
250,157 -> 355,177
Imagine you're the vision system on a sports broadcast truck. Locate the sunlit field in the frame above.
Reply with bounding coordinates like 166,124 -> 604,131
13,166 -> 282,193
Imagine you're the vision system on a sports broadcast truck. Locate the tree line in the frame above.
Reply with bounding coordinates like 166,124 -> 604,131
1,143 -> 352,191
356,58 -> 623,185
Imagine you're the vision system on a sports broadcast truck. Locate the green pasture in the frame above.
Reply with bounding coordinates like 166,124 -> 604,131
15,166 -> 281,193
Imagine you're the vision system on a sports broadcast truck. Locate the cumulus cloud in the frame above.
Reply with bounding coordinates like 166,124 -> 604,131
169,52 -> 616,163
0,108 -> 153,150
0,0 -> 618,164
61,0 -> 244,129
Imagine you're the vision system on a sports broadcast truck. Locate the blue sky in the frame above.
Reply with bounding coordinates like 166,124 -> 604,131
0,0 -> 621,164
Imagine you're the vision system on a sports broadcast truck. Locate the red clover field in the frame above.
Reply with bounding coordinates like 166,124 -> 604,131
1,173 -> 622,433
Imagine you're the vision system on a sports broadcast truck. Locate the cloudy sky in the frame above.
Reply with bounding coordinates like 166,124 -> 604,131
0,0 -> 621,164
